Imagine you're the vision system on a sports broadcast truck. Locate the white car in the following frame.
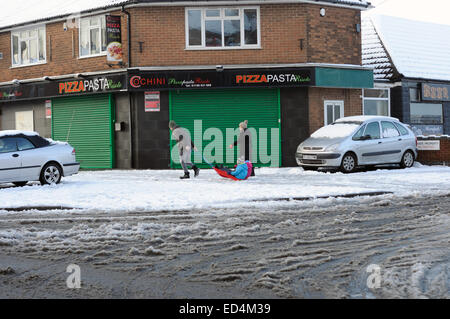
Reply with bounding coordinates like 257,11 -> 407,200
0,131 -> 80,186
296,116 -> 418,173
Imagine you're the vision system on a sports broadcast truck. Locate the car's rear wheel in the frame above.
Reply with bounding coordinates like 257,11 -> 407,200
400,150 -> 415,168
40,163 -> 62,185
340,153 -> 357,173
13,182 -> 28,187
301,166 -> 318,171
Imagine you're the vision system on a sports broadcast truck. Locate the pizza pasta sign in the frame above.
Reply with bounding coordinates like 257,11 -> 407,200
58,77 -> 122,94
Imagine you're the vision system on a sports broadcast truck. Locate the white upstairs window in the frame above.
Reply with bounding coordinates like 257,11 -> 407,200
186,7 -> 260,49
11,26 -> 46,67
79,15 -> 107,57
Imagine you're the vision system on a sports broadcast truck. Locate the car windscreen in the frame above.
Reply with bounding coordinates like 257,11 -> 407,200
311,123 -> 362,139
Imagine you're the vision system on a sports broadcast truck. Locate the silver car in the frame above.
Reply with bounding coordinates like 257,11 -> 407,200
296,116 -> 418,173
0,131 -> 80,186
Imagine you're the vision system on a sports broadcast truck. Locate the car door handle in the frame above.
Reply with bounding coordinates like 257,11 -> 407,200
12,154 -> 19,158
378,142 -> 382,144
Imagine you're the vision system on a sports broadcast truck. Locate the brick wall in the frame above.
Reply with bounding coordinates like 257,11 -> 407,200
0,11 -> 128,82
306,5 -> 361,65
308,87 -> 362,134
130,4 -> 361,67
0,3 -> 362,83
417,136 -> 450,165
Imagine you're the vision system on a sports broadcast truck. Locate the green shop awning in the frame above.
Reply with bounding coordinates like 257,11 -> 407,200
315,67 -> 373,89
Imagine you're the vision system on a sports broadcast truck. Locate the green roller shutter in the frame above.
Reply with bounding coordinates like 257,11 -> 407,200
51,94 -> 115,169
170,88 -> 281,168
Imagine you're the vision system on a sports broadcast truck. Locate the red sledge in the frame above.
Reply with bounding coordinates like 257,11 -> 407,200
212,161 -> 253,181
200,153 -> 252,181
213,167 -> 241,181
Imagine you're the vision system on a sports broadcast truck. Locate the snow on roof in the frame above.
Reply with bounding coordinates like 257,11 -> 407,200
0,0 -> 369,30
366,14 -> 450,82
0,130 -> 39,137
362,15 -> 395,81
336,115 -> 399,123
0,0 -> 130,30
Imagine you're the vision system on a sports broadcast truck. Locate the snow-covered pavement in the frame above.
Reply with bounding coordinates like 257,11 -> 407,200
1,163 -> 450,212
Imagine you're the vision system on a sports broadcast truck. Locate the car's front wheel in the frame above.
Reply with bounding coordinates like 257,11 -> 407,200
40,163 -> 62,185
340,153 -> 357,173
400,150 -> 415,168
13,182 -> 28,187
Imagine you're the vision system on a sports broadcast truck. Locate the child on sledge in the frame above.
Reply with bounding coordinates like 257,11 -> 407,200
214,161 -> 253,181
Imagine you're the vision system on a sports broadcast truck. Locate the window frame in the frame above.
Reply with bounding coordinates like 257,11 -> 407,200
381,121 -> 400,139
352,124 -> 367,141
0,137 -> 18,154
393,122 -> 409,136
16,137 -> 36,151
323,100 -> 345,126
363,88 -> 391,117
185,7 -> 261,50
78,15 -> 107,58
409,87 -> 420,102
409,102 -> 443,125
10,25 -> 47,67
15,110 -> 34,132
363,121 -> 382,140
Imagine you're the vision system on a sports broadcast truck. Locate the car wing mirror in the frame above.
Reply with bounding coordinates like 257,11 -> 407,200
359,135 -> 371,141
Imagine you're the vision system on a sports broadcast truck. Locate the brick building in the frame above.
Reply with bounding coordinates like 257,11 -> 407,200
0,0 -> 373,169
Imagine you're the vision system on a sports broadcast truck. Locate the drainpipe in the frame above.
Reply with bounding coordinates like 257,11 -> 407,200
122,5 -> 134,168
121,5 -> 131,67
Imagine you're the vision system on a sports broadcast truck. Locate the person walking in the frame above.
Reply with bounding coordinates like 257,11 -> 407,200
229,120 -> 255,176
169,120 -> 200,179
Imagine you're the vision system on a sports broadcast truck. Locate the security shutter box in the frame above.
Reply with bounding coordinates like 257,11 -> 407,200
51,94 -> 115,169
170,88 -> 281,168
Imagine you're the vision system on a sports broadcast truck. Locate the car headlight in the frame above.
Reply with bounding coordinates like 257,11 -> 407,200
325,143 -> 340,152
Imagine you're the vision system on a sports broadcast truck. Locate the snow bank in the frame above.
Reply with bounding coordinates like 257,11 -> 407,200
1,165 -> 450,213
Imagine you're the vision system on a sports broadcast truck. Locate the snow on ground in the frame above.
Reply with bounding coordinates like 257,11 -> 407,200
1,164 -> 450,212
0,164 -> 449,298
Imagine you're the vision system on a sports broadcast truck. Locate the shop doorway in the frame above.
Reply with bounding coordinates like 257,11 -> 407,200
51,94 -> 115,169
169,88 -> 281,168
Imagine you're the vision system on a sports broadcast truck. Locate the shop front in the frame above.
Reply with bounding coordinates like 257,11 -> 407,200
389,81 -> 450,165
0,72 -> 129,169
411,82 -> 450,136
128,65 -> 373,169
